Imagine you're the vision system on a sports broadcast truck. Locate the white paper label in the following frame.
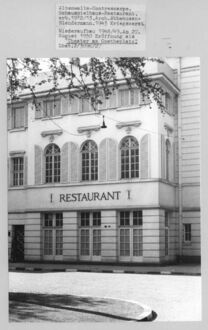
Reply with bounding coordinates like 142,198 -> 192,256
56,3 -> 146,50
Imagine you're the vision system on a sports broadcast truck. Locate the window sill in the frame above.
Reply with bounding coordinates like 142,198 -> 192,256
41,115 -> 62,121
9,127 -> 27,133
78,111 -> 100,116
183,241 -> 192,246
116,105 -> 142,112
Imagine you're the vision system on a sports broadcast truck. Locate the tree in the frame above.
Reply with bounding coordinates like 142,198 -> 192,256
7,57 -> 166,112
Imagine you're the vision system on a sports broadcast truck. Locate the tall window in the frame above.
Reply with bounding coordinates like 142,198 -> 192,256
43,98 -> 61,117
121,136 -> 139,179
166,139 -> 171,180
119,210 -> 143,258
12,157 -> 24,186
79,211 -> 101,258
42,213 -> 63,257
45,144 -> 60,183
81,140 -> 98,181
12,105 -> 25,129
184,224 -> 191,243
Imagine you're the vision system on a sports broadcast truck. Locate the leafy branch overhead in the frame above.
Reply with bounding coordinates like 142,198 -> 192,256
7,57 -> 166,111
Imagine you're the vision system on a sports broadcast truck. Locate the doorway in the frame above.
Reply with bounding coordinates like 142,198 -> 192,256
11,225 -> 24,262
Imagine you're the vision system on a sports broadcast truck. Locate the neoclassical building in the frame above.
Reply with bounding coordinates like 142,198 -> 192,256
7,57 -> 200,264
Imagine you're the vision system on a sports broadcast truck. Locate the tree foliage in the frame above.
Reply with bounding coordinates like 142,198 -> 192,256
7,57 -> 166,111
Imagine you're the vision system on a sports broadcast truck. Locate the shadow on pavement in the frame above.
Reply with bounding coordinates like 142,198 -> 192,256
9,292 -> 155,322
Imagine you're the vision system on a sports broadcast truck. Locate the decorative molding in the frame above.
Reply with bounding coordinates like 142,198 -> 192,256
164,123 -> 173,136
9,150 -> 26,157
41,129 -> 63,142
77,125 -> 101,137
116,120 -> 142,134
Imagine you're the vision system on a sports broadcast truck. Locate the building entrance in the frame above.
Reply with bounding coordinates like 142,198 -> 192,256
79,211 -> 101,261
11,225 -> 24,262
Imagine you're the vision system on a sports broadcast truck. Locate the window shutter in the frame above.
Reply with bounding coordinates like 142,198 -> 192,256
8,157 -> 13,187
69,97 -> 79,114
139,92 -> 151,105
24,103 -> 28,128
108,90 -> 117,108
99,139 -> 107,181
172,141 -> 176,182
8,105 -> 12,130
108,138 -> 117,180
70,142 -> 79,182
140,134 -> 150,179
130,89 -> 139,105
61,95 -> 69,115
169,143 -> 174,182
24,156 -> 28,185
161,135 -> 166,179
61,142 -> 69,183
34,145 -> 42,184
34,100 -> 43,119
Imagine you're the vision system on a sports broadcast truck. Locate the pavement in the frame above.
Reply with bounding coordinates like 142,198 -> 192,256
9,262 -> 201,276
9,291 -> 154,322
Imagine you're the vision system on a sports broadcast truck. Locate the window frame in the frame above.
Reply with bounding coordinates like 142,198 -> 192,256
81,140 -> 98,181
118,88 -> 140,108
120,136 -> 139,179
43,97 -> 61,118
11,156 -> 24,186
45,143 -> 61,184
11,105 -> 25,129
183,223 -> 192,243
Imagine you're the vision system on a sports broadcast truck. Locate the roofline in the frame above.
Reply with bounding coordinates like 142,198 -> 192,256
7,72 -> 180,103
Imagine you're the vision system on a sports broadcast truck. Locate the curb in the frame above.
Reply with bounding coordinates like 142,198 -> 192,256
9,267 -> 201,276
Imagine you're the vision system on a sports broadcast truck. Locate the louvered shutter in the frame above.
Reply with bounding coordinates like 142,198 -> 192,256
108,138 -> 117,180
140,134 -> 150,179
34,145 -> 42,184
24,156 -> 28,185
108,90 -> 117,108
161,135 -> 166,179
70,142 -> 79,182
99,139 -> 107,181
61,142 -> 69,183
69,97 -> 79,114
8,105 -> 12,130
61,94 -> 69,115
169,143 -> 174,182
34,100 -> 43,119
24,103 -> 28,128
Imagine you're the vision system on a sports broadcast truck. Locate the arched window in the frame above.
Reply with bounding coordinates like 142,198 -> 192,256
81,140 -> 98,181
165,139 -> 171,180
45,144 -> 61,183
121,136 -> 139,179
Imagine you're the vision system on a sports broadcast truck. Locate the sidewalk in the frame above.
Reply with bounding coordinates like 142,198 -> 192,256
9,262 -> 201,276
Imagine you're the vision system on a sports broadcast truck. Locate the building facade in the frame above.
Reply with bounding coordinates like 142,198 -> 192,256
7,57 -> 200,264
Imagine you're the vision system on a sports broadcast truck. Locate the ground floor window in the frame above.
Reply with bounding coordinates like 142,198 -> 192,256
119,210 -> 143,261
42,213 -> 63,260
79,211 -> 101,260
183,223 -> 191,243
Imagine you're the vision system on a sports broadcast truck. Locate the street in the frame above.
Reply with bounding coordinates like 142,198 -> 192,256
9,271 -> 201,322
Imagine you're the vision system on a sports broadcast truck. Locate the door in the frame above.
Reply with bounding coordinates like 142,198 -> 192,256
79,211 -> 101,261
42,213 -> 63,261
11,225 -> 24,262
119,211 -> 143,262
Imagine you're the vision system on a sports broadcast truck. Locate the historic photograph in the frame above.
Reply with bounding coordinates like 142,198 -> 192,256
7,57 -> 201,321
